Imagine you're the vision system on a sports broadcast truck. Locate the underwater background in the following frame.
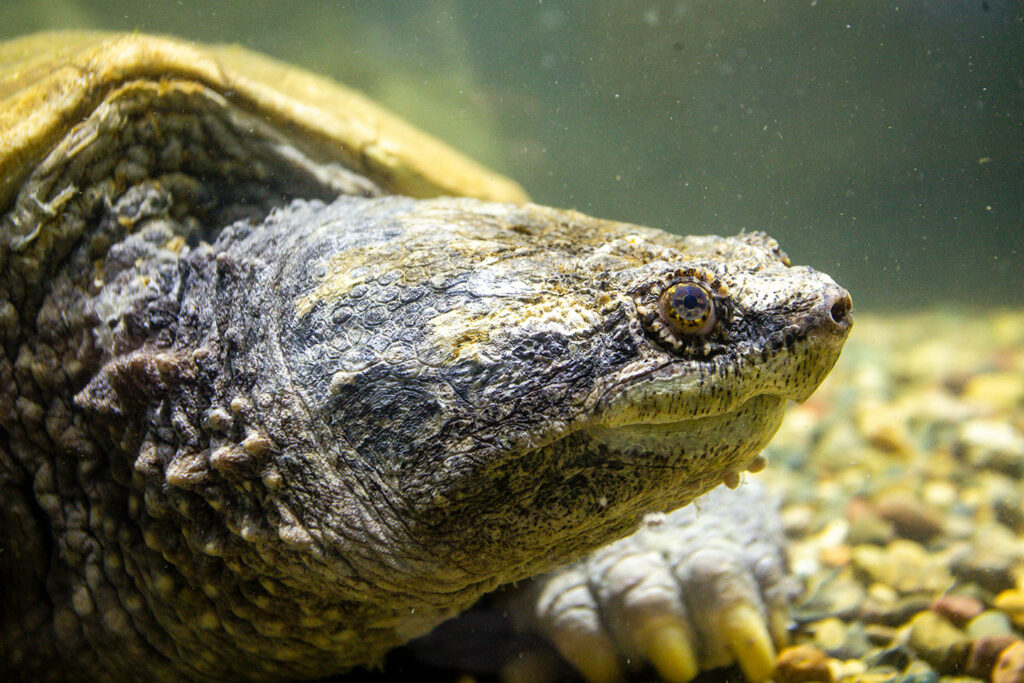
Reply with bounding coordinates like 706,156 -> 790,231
1,0 -> 1020,311
3,3 -> 1024,681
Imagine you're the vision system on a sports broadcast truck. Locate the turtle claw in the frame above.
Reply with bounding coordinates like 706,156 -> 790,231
638,617 -> 700,683
722,604 -> 777,683
551,628 -> 623,683
769,604 -> 792,651
537,570 -> 625,683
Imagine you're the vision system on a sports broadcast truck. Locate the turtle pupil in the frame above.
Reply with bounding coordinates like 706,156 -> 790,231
682,293 -> 698,311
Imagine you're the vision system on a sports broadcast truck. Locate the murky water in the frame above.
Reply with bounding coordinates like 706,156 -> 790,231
1,1 -> 1020,310
2,4 -> 1023,681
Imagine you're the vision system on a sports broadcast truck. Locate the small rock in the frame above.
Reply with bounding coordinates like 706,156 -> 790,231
906,610 -> 971,673
931,594 -> 984,628
833,658 -> 867,681
857,403 -> 914,454
861,593 -> 932,627
773,644 -> 833,683
846,674 -> 903,683
921,479 -> 958,508
995,494 -> 1024,534
995,590 -> 1024,629
837,622 -> 872,660
966,635 -> 1020,679
866,581 -> 899,604
846,500 -> 896,545
863,623 -> 898,646
852,540 -> 953,595
809,617 -> 871,659
819,544 -> 852,567
965,609 -> 1014,638
863,642 -> 911,670
956,418 -> 1024,473
781,503 -> 816,537
961,373 -> 1024,411
810,617 -> 847,652
952,545 -> 1019,593
875,493 -> 944,543
994,641 -> 1024,683
793,572 -> 866,621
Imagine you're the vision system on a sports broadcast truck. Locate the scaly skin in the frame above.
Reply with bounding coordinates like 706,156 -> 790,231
0,33 -> 851,682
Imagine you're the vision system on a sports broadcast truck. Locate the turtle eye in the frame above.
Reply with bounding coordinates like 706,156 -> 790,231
658,281 -> 716,336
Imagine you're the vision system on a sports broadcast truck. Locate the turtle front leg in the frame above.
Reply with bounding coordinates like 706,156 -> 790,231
527,479 -> 795,683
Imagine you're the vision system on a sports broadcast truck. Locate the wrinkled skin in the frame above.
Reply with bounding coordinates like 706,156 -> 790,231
0,40 -> 850,682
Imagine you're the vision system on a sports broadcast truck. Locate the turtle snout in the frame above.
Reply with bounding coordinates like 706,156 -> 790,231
815,283 -> 853,336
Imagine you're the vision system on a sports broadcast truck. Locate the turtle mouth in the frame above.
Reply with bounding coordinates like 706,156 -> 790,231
587,353 -> 790,432
582,392 -> 787,458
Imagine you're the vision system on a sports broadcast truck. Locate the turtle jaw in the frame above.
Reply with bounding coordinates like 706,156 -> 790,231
579,392 -> 788,487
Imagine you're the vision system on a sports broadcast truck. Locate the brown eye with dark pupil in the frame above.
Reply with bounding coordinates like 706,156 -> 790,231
659,281 -> 717,337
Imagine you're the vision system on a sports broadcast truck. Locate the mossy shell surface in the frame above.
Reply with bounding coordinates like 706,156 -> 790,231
0,31 -> 527,213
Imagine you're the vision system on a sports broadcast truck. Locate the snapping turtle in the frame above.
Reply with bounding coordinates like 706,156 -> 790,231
0,32 -> 851,682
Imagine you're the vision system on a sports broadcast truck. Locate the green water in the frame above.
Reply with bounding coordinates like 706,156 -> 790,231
1,0 -> 1020,310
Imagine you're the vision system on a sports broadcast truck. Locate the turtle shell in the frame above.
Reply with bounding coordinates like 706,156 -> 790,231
0,30 -> 527,212
0,31 -> 528,318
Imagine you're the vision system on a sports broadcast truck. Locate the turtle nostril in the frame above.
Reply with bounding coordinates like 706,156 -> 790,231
829,293 -> 852,324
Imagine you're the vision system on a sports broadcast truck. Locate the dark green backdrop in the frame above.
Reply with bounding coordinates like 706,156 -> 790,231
2,1 -> 1021,310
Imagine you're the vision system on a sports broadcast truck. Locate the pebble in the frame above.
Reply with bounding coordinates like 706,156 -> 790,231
921,479 -> 958,508
930,594 -> 984,628
965,609 -> 1014,638
875,494 -> 944,543
794,571 -> 866,621
831,659 -> 867,681
861,593 -> 932,628
966,635 -> 1021,679
846,499 -> 896,545
961,373 -> 1024,411
858,405 -> 914,455
809,617 -> 847,652
809,618 -> 871,659
862,642 -> 911,670
906,611 -> 970,673
782,503 -> 816,537
956,418 -> 1024,473
851,541 -> 952,595
846,674 -> 905,683
994,641 -> 1024,683
863,623 -> 898,646
995,590 -> 1024,629
995,494 -> 1024,533
950,543 -> 1019,593
889,668 -> 939,683
820,544 -> 852,567
773,644 -> 833,683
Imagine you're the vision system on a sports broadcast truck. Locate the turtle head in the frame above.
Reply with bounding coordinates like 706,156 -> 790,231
220,196 -> 851,599
70,191 -> 848,647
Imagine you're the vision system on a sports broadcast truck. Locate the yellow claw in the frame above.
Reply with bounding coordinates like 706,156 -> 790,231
575,647 -> 624,683
722,604 -> 777,683
638,619 -> 700,683
768,605 -> 791,652
554,631 -> 624,683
